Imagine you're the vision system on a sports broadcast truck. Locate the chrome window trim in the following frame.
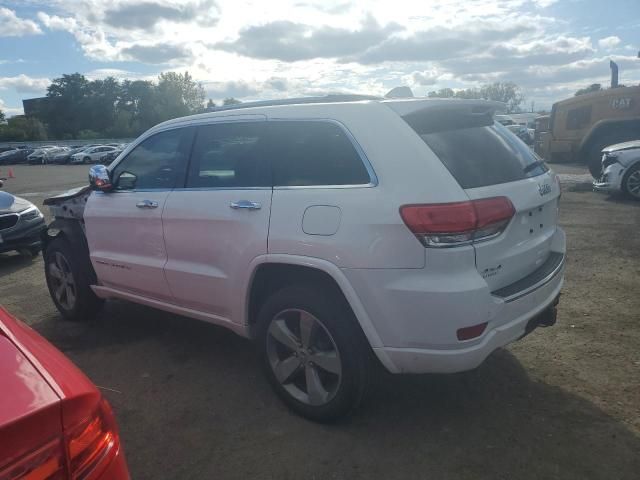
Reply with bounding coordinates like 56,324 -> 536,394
108,116 -> 378,192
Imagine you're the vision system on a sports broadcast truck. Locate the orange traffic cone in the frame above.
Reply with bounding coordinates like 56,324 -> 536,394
8,168 -> 14,179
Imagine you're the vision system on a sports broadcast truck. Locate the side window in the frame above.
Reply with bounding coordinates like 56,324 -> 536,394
269,121 -> 371,186
566,105 -> 592,130
111,128 -> 191,190
186,122 -> 270,188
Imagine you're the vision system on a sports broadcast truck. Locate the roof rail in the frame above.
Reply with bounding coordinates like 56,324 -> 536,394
207,94 -> 382,113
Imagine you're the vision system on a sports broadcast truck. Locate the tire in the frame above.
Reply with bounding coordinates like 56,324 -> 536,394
256,284 -> 370,422
621,163 -> 640,200
44,236 -> 104,321
83,156 -> 91,164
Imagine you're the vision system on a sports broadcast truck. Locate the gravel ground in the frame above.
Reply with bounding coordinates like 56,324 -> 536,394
1,164 -> 639,480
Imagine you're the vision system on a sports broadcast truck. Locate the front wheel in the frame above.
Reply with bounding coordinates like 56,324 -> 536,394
257,284 -> 370,422
44,237 -> 104,321
83,156 -> 91,164
622,164 -> 640,200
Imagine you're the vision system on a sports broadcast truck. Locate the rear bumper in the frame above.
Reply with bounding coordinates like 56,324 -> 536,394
345,228 -> 566,374
377,270 -> 563,373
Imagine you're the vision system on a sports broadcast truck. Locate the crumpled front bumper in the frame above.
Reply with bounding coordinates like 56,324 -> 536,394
593,162 -> 625,193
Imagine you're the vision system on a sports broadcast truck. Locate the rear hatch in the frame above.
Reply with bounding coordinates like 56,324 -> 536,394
390,99 -> 560,291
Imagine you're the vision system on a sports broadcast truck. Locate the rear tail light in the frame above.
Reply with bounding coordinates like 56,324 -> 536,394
400,197 -> 515,247
0,397 -> 120,480
0,438 -> 66,480
65,398 -> 120,480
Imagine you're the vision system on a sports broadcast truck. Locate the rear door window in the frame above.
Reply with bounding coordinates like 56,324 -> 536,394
404,110 -> 547,189
269,121 -> 371,186
186,122 -> 271,188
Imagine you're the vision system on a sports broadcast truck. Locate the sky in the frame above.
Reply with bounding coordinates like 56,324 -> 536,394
0,0 -> 638,116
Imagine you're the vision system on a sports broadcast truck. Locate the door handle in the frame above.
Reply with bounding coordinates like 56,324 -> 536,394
136,200 -> 159,209
230,200 -> 262,210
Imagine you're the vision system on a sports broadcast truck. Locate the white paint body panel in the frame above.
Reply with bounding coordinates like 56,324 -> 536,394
85,190 -> 173,301
85,98 -> 566,375
162,188 -> 272,319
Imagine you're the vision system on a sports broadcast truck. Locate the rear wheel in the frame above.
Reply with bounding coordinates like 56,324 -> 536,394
257,284 -> 370,422
622,164 -> 640,200
44,237 -> 104,321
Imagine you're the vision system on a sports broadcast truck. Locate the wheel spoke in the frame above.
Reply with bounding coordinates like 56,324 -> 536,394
49,263 -> 63,280
310,350 -> 341,375
268,318 -> 300,351
273,354 -> 302,384
55,283 -> 66,301
299,311 -> 316,348
66,286 -> 76,308
305,365 -> 329,405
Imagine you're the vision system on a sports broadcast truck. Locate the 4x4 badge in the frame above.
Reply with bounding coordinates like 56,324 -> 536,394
538,183 -> 552,196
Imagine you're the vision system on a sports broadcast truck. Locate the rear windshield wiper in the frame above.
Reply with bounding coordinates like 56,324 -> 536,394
523,159 -> 546,174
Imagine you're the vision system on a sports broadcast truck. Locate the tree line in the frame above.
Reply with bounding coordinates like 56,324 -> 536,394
426,82 -> 526,113
0,71 -> 241,142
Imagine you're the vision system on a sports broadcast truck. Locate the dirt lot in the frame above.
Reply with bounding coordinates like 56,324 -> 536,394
1,164 -> 639,480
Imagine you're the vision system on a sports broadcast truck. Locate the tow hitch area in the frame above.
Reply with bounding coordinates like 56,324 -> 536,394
523,294 -> 560,337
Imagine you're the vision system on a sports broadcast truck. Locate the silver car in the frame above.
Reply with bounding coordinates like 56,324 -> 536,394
593,140 -> 640,200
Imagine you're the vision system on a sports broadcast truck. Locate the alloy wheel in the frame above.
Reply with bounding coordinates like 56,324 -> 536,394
266,309 -> 342,406
48,252 -> 76,310
625,170 -> 640,199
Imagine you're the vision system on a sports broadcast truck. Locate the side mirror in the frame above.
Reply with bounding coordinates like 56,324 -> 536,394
89,164 -> 112,192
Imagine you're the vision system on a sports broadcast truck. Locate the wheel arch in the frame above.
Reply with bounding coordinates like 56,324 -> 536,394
244,255 -> 385,352
579,117 -> 640,155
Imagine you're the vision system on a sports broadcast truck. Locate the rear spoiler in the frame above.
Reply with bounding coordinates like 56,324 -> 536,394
384,99 -> 507,134
383,98 -> 506,118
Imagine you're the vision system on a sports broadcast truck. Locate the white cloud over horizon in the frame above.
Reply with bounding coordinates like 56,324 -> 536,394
0,0 -> 638,113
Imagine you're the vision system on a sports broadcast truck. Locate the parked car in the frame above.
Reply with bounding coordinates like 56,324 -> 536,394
27,146 -> 68,165
506,124 -> 534,145
43,96 -> 565,421
0,188 -> 46,256
51,146 -> 91,164
0,306 -> 130,479
0,148 -> 34,165
593,140 -> 640,200
98,148 -> 124,165
70,146 -> 119,164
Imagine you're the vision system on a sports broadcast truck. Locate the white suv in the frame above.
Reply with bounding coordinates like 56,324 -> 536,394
43,96 -> 565,421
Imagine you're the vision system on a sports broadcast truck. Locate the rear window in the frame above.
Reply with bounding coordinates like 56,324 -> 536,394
404,110 -> 547,189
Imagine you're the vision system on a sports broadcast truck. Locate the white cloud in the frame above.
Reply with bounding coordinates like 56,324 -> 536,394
0,75 -> 51,94
0,7 -> 42,37
598,36 -> 621,49
0,98 -> 24,117
37,12 -> 77,31
24,0 -> 637,110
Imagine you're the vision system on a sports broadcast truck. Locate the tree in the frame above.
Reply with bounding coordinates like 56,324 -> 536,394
223,97 -> 242,106
0,109 -> 5,123
575,83 -> 603,96
426,82 -> 524,113
427,88 -> 454,98
0,115 -> 47,141
45,73 -> 92,138
156,71 -> 206,120
206,99 -> 216,109
477,82 -> 524,112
